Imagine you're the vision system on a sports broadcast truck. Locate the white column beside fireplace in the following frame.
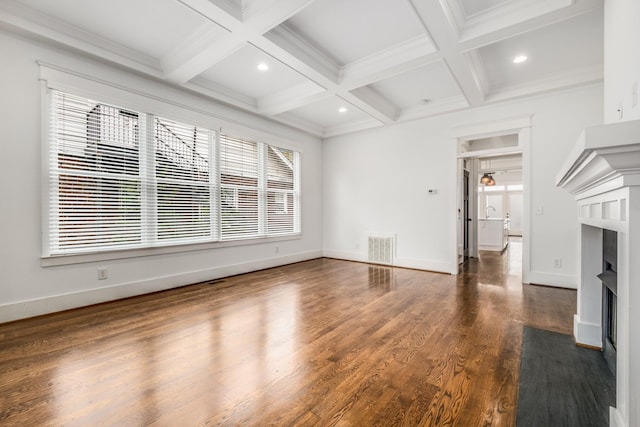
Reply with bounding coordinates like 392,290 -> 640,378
556,119 -> 640,427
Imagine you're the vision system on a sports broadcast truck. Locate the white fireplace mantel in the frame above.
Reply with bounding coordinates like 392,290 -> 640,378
557,119 -> 640,427
556,119 -> 640,199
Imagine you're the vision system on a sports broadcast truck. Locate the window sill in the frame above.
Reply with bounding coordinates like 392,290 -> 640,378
41,233 -> 302,267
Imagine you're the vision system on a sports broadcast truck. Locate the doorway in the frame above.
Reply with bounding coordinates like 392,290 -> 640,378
453,117 -> 531,282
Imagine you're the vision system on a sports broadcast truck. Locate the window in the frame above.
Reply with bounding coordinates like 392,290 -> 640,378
47,90 -> 300,256
154,117 -> 214,242
266,146 -> 297,234
50,92 -> 143,252
219,135 -> 259,239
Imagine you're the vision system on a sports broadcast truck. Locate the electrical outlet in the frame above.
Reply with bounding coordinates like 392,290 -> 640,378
553,259 -> 562,268
536,206 -> 544,215
617,102 -> 624,120
97,268 -> 108,280
275,246 -> 279,254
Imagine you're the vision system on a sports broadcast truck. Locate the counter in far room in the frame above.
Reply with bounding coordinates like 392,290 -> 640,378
478,218 -> 509,251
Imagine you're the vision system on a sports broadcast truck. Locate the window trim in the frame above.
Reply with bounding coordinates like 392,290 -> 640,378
41,233 -> 302,267
40,64 -> 304,266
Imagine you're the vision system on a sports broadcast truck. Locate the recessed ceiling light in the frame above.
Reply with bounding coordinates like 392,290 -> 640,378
338,107 -> 347,113
513,55 -> 528,64
257,62 -> 269,71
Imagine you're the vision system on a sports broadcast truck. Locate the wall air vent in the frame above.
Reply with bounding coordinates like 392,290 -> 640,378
368,235 -> 395,265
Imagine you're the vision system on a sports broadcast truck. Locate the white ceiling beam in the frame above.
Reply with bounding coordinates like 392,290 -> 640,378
344,88 -> 398,125
244,0 -> 318,33
167,0 -> 319,85
162,28 -> 246,83
324,117 -> 383,139
261,25 -> 340,86
261,26 -> 396,122
460,0 -> 572,45
410,0 -> 486,106
457,0 -> 601,51
465,50 -> 490,97
443,54 -> 486,105
177,0 -> 243,31
340,36 -> 440,91
396,95 -> 468,123
163,0 -> 252,83
185,76 -> 258,112
257,81 -> 329,115
485,64 -> 603,103
271,112 -> 326,137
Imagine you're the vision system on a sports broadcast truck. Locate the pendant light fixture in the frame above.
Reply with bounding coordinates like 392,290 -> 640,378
480,172 -> 496,186
480,173 -> 492,184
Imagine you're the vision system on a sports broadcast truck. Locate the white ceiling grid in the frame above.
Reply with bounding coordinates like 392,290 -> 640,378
0,0 -> 604,137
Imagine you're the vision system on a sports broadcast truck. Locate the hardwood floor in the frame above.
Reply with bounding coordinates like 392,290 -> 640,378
0,244 -> 576,426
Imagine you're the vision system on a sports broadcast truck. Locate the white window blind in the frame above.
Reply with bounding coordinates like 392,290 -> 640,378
266,146 -> 299,234
219,135 -> 259,239
154,117 -> 215,242
49,91 -> 142,253
47,89 -> 301,256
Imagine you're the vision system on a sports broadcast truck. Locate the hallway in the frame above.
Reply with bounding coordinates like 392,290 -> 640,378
459,236 -> 574,335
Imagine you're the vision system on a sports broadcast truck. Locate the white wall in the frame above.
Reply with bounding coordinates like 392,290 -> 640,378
603,2 -> 640,425
604,0 -> 640,123
0,30 -> 323,322
323,84 -> 603,285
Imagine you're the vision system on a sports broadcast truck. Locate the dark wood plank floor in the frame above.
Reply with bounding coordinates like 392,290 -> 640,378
0,243 -> 576,426
517,327 -> 615,426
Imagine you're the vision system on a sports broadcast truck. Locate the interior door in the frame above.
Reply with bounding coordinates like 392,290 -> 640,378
463,170 -> 470,258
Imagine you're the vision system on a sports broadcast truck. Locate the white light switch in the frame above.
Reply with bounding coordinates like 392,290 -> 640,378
536,206 -> 544,215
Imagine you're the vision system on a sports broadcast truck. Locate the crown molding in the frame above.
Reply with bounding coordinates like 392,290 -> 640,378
0,0 -> 161,74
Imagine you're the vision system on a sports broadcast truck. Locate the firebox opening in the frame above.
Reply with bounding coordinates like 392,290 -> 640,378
598,228 -> 617,376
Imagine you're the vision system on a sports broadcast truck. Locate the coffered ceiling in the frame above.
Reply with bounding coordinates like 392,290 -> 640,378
0,0 -> 603,138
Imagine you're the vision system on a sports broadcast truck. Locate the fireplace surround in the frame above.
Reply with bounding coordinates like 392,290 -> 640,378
556,119 -> 640,427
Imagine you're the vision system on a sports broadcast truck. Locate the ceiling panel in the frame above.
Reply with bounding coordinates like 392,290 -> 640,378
15,0 -> 217,59
281,96 -> 372,129
478,8 -> 603,91
196,44 -> 309,101
459,0 -> 511,17
3,0 -> 605,138
366,61 -> 461,110
284,0 -> 425,66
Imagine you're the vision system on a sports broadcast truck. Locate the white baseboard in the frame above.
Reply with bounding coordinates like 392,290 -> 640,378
526,270 -> 577,289
573,314 -> 602,348
323,250 -> 453,274
393,257 -> 454,274
610,406 -> 626,427
323,249 -> 368,264
0,251 -> 322,323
